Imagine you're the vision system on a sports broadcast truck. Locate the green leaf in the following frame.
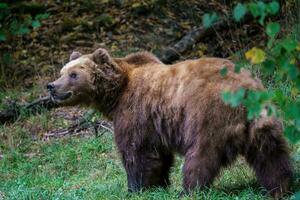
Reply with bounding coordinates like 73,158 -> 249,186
270,42 -> 283,56
233,3 -> 247,22
294,191 -> 300,200
284,126 -> 300,144
222,91 -> 231,102
282,38 -> 297,52
266,22 -> 280,38
278,55 -> 290,70
273,90 -> 286,107
35,13 -> 49,20
0,3 -> 8,9
242,90 -> 272,120
220,66 -> 228,76
31,20 -> 41,28
262,60 -> 276,75
287,65 -> 299,80
257,1 -> 266,25
257,2 -> 266,12
248,3 -> 260,18
234,62 -> 243,73
234,88 -> 246,105
0,32 -> 6,41
222,88 -> 245,107
234,66 -> 241,73
246,103 -> 262,120
16,27 -> 30,35
285,103 -> 300,119
202,12 -> 218,28
248,2 -> 267,25
267,1 -> 280,15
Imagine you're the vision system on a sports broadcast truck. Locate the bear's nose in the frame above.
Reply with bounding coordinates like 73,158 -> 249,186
47,83 -> 55,91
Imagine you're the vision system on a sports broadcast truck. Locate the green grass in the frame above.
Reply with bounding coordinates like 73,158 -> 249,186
0,126 -> 299,200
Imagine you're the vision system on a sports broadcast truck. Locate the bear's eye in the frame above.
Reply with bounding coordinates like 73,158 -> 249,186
69,72 -> 77,79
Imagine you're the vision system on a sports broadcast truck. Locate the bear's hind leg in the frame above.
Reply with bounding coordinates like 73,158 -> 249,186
122,150 -> 174,192
245,144 -> 293,198
244,138 -> 293,197
245,118 -> 293,198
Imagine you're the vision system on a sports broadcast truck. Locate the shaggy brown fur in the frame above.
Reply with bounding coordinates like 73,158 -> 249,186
48,48 -> 293,198
115,51 -> 162,66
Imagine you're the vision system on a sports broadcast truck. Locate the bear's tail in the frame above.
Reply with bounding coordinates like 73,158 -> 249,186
245,116 -> 293,198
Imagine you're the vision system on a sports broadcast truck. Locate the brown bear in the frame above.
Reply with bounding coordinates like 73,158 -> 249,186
47,48 -> 293,198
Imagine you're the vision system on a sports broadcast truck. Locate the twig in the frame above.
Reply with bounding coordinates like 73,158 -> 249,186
43,119 -> 113,139
159,15 -> 252,64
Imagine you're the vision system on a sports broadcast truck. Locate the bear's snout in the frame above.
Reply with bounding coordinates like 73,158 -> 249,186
47,82 -> 55,92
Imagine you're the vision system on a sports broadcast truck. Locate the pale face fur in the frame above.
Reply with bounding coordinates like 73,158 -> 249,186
48,55 -> 96,106
48,48 -> 125,109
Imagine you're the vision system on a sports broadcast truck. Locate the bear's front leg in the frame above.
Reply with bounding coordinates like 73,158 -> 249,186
120,148 -> 174,192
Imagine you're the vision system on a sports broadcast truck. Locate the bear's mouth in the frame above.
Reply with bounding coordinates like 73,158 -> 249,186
50,91 -> 73,103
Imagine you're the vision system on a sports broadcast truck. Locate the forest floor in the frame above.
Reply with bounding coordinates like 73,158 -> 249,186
0,1 -> 300,199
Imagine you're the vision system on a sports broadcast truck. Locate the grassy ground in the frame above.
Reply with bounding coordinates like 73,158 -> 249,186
0,85 -> 300,200
0,136 -> 299,200
1,131 -> 296,200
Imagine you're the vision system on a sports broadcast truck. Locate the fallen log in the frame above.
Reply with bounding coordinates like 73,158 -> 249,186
159,15 -> 252,64
0,96 -> 57,124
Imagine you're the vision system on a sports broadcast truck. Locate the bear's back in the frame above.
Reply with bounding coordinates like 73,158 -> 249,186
127,57 -> 263,99
118,57 -> 263,125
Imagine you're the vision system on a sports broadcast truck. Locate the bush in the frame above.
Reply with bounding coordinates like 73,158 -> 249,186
215,1 -> 300,144
201,1 -> 300,144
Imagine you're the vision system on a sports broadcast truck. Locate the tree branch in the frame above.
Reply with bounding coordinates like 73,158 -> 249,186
159,15 -> 252,64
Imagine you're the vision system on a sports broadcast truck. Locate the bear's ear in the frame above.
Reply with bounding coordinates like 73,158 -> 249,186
69,51 -> 82,61
92,48 -> 111,64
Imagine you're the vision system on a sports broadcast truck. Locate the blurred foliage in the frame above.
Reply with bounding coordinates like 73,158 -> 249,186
221,1 -> 300,143
0,3 -> 48,40
0,2 -> 48,89
202,12 -> 219,28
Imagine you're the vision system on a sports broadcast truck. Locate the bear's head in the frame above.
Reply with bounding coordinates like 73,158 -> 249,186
47,48 -> 126,111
